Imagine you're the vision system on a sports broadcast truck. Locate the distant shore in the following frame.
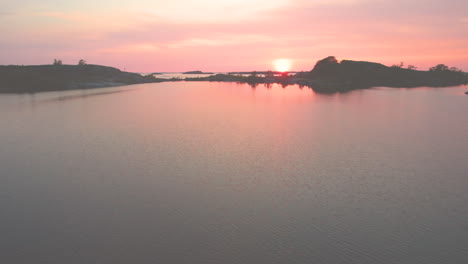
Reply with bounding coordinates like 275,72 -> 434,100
0,64 -> 164,93
182,57 -> 467,93
182,70 -> 214,74
1,57 -> 467,93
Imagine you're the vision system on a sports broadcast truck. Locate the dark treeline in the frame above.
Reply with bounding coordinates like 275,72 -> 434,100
0,64 -> 164,93
186,56 -> 468,93
1,56 -> 467,93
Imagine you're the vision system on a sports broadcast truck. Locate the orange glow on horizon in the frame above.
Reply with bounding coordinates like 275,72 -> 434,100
273,59 -> 292,72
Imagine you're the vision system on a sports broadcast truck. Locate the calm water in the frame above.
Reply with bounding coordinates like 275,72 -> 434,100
147,73 -> 218,79
1,82 -> 467,264
144,72 -> 290,79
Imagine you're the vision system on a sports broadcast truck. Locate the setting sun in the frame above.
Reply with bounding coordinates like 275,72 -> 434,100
273,59 -> 292,72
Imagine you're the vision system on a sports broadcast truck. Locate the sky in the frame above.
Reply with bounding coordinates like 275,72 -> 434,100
1,0 -> 467,72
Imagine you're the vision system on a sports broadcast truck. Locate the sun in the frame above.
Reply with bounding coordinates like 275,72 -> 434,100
273,59 -> 292,72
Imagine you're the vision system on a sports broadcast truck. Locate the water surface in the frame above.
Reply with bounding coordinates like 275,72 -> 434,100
1,82 -> 467,264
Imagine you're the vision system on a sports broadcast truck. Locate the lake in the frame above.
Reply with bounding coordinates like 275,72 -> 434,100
0,82 -> 467,264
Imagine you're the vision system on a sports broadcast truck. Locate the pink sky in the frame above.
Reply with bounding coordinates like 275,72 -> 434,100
1,0 -> 467,72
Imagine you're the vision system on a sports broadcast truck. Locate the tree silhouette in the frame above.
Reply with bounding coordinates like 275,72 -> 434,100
78,59 -> 87,66
53,59 -> 63,65
429,64 -> 449,72
265,70 -> 274,77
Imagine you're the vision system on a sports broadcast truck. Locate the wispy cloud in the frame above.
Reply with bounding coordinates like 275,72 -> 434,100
1,0 -> 468,71
131,0 -> 289,22
99,43 -> 161,53
168,35 -> 274,48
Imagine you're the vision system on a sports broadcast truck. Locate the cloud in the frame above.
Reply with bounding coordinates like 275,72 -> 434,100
99,43 -> 161,53
131,0 -> 289,22
168,34 -> 274,48
293,0 -> 372,6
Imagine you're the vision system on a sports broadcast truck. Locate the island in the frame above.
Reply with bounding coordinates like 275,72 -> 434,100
0,64 -> 164,93
295,56 -> 468,93
182,71 -> 214,74
183,56 -> 468,93
1,57 -> 466,93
